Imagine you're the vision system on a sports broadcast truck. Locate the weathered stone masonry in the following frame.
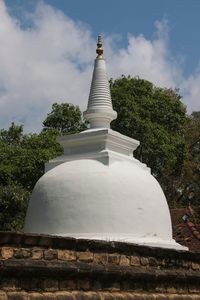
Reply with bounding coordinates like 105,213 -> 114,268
1,232 -> 200,299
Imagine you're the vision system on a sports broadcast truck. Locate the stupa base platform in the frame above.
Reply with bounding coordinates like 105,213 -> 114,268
52,232 -> 186,251
0,232 -> 200,299
1,291 -> 200,299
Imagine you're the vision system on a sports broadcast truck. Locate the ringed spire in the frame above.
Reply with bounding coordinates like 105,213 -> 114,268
83,34 -> 117,129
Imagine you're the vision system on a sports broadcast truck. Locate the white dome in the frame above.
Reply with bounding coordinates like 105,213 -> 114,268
24,157 -> 182,249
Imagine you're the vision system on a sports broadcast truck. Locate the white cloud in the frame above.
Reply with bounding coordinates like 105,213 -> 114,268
181,65 -> 200,113
0,0 -> 199,132
106,19 -> 183,88
0,1 -> 94,131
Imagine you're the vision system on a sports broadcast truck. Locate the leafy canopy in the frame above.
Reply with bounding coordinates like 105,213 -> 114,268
43,102 -> 86,134
110,76 -> 187,179
0,125 -> 62,190
110,76 -> 188,208
0,183 -> 30,231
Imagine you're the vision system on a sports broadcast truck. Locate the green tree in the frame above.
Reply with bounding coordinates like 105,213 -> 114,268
0,122 -> 23,145
0,182 -> 30,231
0,123 -> 63,231
110,76 -> 187,205
178,112 -> 200,207
0,124 -> 63,190
43,102 -> 86,134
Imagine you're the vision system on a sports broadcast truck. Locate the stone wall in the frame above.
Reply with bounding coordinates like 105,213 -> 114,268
1,232 -> 200,299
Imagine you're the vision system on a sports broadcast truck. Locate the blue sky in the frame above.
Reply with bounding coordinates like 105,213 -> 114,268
1,0 -> 200,131
6,0 -> 200,76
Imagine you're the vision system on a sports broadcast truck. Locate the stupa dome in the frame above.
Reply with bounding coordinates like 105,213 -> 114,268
24,35 -> 186,250
25,152 -> 176,248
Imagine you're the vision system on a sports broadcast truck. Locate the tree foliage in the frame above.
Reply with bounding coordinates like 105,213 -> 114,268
179,112 -> 200,205
0,124 -> 63,230
43,102 -> 86,134
0,182 -> 30,231
159,111 -> 200,215
0,126 -> 62,190
0,122 -> 23,145
110,76 -> 187,179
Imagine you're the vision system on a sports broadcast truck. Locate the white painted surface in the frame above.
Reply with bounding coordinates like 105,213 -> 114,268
25,146 -> 185,250
45,128 -> 140,172
83,58 -> 117,128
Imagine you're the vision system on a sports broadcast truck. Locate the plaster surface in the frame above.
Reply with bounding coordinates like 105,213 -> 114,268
83,58 -> 117,128
25,135 -> 184,250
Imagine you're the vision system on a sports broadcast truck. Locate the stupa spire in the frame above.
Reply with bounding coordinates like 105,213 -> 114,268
96,33 -> 103,58
83,34 -> 117,129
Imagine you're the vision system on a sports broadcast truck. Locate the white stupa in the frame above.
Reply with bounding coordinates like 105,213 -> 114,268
24,35 -> 186,250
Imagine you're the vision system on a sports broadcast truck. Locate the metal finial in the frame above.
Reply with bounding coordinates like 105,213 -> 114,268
96,33 -> 103,58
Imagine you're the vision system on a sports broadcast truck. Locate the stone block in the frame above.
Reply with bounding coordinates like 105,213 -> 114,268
93,253 -> 108,265
107,254 -> 120,265
72,291 -> 101,300
148,257 -> 158,267
14,249 -> 31,259
32,249 -> 43,260
20,278 -> 31,291
44,249 -> 57,260
174,259 -> 183,268
57,250 -> 65,260
119,255 -> 130,266
43,279 -> 59,292
107,282 -> 120,292
77,252 -> 93,263
64,250 -> 76,261
28,293 -> 44,300
23,236 -> 39,247
0,232 -> 11,245
59,280 -> 76,291
7,292 -> 28,300
189,285 -> 200,293
176,284 -> 189,294
92,281 -> 102,291
121,280 -> 131,291
1,247 -> 14,259
53,237 -> 76,251
191,262 -> 200,270
98,292 -> 115,299
57,250 -> 76,261
0,292 -> 7,300
78,280 -> 90,291
1,279 -> 19,291
155,284 -> 166,293
38,237 -> 52,248
152,294 -> 170,300
159,258 -> 166,267
140,257 -> 149,266
55,291 -> 75,300
182,260 -> 191,269
166,286 -> 177,294
145,281 -> 157,293
30,278 -> 43,291
41,293 -> 57,300
130,256 -> 140,266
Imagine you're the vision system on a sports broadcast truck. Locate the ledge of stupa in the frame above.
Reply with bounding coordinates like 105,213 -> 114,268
45,128 -> 140,172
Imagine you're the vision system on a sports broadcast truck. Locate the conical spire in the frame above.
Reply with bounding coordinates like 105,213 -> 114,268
83,34 -> 117,129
